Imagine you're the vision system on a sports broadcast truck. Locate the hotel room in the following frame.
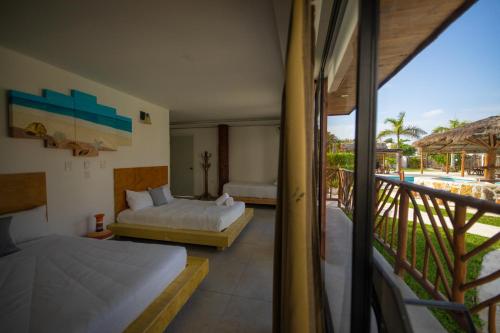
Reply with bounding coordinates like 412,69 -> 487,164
2,0 -> 485,333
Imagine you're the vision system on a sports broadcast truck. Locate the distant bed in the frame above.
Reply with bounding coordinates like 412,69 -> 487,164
223,181 -> 277,205
118,198 -> 246,232
0,172 -> 208,333
107,166 -> 254,250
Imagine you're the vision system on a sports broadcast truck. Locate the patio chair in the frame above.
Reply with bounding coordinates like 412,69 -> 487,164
372,255 -> 476,333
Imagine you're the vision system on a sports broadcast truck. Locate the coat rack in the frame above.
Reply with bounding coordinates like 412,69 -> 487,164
200,151 -> 212,200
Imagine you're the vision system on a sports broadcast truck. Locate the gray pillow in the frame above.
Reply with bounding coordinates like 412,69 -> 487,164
149,187 -> 168,206
0,216 -> 20,257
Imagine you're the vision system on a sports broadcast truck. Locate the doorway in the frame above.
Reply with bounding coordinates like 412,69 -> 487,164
170,135 -> 194,196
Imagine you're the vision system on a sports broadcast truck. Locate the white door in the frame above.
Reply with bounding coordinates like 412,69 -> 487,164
170,135 -> 194,196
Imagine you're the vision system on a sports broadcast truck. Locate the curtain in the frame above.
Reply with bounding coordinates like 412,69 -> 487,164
273,0 -> 325,332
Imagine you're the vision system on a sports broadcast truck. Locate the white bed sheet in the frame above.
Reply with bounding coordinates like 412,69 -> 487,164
0,235 -> 187,333
223,181 -> 277,199
117,198 -> 245,232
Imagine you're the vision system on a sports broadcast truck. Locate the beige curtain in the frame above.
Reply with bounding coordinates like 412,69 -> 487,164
273,0 -> 325,332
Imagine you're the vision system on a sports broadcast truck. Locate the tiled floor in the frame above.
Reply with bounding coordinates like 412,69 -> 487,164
166,207 -> 275,333
324,202 -> 445,333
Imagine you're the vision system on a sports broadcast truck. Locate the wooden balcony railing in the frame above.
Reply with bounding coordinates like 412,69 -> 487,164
337,168 -> 354,214
325,167 -> 340,201
337,169 -> 500,332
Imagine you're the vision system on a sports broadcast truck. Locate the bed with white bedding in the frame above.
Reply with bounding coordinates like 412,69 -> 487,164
117,198 -> 245,232
223,181 -> 277,205
0,234 -> 187,333
0,171 -> 209,333
109,166 -> 255,250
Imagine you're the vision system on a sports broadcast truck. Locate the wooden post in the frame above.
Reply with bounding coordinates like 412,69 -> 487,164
461,151 -> 465,177
484,148 -> 496,181
489,305 -> 496,333
420,149 -> 424,174
217,124 -> 229,195
338,170 -> 343,208
451,205 -> 467,304
395,188 -> 409,277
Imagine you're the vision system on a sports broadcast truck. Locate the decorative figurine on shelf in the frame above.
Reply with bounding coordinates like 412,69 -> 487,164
200,151 -> 212,200
94,213 -> 105,232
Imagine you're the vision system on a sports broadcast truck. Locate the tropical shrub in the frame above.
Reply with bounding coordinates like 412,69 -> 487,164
326,152 -> 355,188
430,154 -> 446,166
385,156 -> 396,168
407,156 -> 420,169
327,152 -> 355,170
401,143 -> 416,156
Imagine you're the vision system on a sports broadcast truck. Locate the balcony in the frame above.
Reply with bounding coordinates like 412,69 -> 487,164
329,169 -> 500,332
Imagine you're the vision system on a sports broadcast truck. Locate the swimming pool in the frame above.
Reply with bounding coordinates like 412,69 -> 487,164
380,175 -> 482,184
380,175 -> 415,183
434,176 -> 474,183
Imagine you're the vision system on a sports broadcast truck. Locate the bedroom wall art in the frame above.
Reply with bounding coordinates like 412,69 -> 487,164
8,89 -> 132,156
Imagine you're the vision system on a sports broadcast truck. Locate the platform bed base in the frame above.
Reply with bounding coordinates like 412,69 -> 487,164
233,196 -> 276,206
125,256 -> 208,333
108,208 -> 254,250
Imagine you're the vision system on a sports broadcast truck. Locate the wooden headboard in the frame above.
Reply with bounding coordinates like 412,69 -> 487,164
0,172 -> 47,215
114,166 -> 168,216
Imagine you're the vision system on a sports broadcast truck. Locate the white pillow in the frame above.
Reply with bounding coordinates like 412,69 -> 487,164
0,205 -> 50,244
161,185 -> 175,203
126,190 -> 154,211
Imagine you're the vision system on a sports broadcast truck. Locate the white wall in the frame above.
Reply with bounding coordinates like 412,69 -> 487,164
170,128 -> 219,196
229,126 -> 279,183
0,46 -> 170,236
170,125 -> 279,195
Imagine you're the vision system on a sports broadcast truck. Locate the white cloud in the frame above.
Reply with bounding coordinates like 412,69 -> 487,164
422,109 -> 444,118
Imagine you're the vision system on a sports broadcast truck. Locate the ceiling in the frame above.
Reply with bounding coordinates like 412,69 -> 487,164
0,0 -> 289,123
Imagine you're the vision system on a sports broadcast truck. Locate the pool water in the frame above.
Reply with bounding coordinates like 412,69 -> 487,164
382,175 -> 415,182
381,175 -> 477,184
434,177 -> 474,183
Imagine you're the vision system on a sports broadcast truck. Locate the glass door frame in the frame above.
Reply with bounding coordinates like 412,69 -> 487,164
315,0 -> 379,331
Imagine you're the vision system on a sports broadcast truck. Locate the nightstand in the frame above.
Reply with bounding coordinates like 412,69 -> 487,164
86,229 -> 113,240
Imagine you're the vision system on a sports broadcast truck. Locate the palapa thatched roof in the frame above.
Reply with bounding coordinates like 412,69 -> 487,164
413,116 -> 500,153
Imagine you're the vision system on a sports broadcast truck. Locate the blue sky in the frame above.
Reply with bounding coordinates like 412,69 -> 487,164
328,0 -> 500,140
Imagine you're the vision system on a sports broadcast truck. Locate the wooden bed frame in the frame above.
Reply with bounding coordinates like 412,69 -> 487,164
124,256 -> 208,333
233,196 -> 276,206
0,171 -> 208,332
107,166 -> 254,250
0,172 -> 47,215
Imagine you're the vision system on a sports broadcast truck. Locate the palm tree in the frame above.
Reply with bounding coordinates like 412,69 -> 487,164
326,132 -> 339,153
377,112 -> 427,171
432,118 -> 469,133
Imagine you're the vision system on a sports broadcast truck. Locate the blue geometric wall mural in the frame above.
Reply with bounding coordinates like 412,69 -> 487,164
8,89 -> 132,156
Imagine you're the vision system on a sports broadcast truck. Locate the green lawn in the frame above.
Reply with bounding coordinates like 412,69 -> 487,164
381,193 -> 500,227
373,218 -> 499,332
